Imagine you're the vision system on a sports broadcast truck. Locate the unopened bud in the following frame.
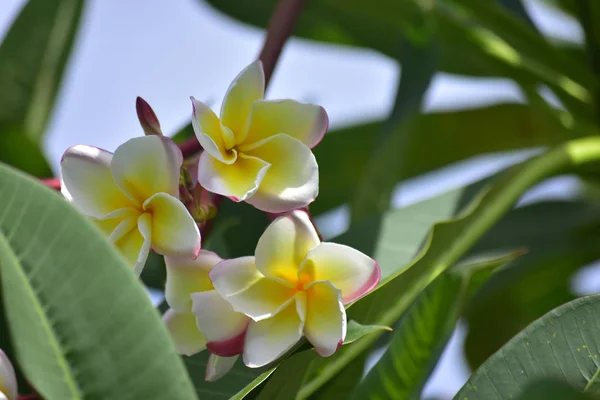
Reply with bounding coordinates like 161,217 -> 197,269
136,96 -> 162,136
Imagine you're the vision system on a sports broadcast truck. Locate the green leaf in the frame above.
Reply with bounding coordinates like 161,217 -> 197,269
464,201 -> 600,370
455,293 -> 600,398
344,321 -> 391,345
204,200 -> 270,259
140,251 -> 166,290
454,0 -> 595,89
256,351 -> 314,400
516,380 -> 595,400
0,0 -> 84,176
230,368 -> 276,400
202,0 -> 592,118
298,137 -> 600,398
182,352 -> 267,399
0,162 -> 197,400
311,103 -> 592,216
497,0 -> 537,27
353,250 -> 522,400
350,16 -> 438,223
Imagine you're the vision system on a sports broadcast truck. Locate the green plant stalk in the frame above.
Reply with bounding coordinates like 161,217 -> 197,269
298,136 -> 600,399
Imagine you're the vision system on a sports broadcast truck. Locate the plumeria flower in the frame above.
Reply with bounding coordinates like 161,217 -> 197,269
191,61 -> 328,213
0,349 -> 17,400
163,251 -> 249,381
210,210 -> 380,368
60,136 -> 201,275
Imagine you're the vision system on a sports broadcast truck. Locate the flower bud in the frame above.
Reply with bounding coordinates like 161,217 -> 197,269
136,96 -> 162,136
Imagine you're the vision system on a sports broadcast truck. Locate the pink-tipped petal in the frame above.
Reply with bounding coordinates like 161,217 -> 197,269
60,145 -> 136,218
303,281 -> 346,357
244,100 -> 329,148
111,135 -> 182,203
191,290 -> 249,357
220,61 -> 265,144
205,330 -> 246,357
197,151 -> 270,202
163,309 -> 207,356
143,193 -> 201,258
255,210 -> 320,283
242,134 -> 319,213
210,257 -> 295,321
300,243 -> 380,304
242,295 -> 305,368
205,354 -> 239,382
164,251 -> 222,312
0,350 -> 17,400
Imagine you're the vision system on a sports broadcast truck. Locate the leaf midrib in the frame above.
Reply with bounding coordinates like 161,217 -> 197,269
0,229 -> 82,399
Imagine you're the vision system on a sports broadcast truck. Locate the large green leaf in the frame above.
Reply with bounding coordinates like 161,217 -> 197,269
456,293 -> 600,398
464,201 -> 600,370
0,163 -> 197,400
517,380 -> 595,400
311,103 -> 592,216
297,137 -> 600,398
0,0 -> 84,176
353,251 -> 522,400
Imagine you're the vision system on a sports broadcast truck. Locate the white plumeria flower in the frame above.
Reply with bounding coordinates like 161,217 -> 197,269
60,136 -> 201,275
0,350 -> 17,400
210,210 -> 380,368
163,251 -> 249,381
191,61 -> 329,213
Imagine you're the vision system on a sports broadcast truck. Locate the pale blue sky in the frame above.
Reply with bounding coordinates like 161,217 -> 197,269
0,0 -> 586,397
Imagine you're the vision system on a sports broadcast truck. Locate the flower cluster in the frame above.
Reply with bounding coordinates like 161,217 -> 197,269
60,61 -> 380,380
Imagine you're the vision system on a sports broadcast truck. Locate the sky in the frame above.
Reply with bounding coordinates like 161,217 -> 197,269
0,0 -> 587,398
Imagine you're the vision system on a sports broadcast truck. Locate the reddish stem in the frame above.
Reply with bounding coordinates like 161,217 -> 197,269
41,177 -> 61,190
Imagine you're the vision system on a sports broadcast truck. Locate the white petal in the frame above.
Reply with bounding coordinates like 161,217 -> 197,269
205,354 -> 239,382
143,193 -> 201,258
111,135 -> 182,203
164,251 -> 221,312
0,350 -> 16,400
304,281 -> 346,357
243,295 -> 305,368
210,257 -> 295,321
132,213 -> 152,276
60,145 -> 135,218
197,151 -> 269,202
163,309 -> 207,356
245,100 -> 328,148
255,210 -> 320,284
220,61 -> 265,144
300,243 -> 380,304
191,290 -> 249,357
191,97 -> 235,162
243,134 -> 318,213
